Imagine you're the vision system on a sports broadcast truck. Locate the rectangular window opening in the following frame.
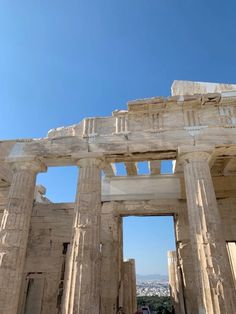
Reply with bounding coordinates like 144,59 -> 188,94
161,160 -> 175,175
36,166 -> 78,203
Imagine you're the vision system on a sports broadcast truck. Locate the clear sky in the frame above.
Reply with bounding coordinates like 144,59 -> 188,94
1,0 -> 236,275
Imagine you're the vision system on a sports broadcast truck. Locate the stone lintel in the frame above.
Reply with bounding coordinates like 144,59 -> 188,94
7,157 -> 47,173
4,138 -> 236,168
102,174 -> 236,202
102,174 -> 181,201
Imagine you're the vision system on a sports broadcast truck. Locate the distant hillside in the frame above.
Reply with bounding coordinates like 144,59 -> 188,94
136,274 -> 168,282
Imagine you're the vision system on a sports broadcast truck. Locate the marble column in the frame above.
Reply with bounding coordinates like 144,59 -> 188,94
174,207 -> 198,314
168,251 -> 185,314
176,240 -> 197,314
118,218 -> 124,310
182,151 -> 236,314
0,160 -> 46,314
62,158 -> 102,314
122,259 -> 137,314
100,202 -> 120,314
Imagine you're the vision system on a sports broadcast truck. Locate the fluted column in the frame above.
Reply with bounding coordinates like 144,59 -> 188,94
168,251 -> 185,314
100,202 -> 120,314
175,206 -> 198,314
181,151 -> 236,314
62,158 -> 102,314
122,259 -> 137,314
0,160 -> 46,314
168,251 -> 179,314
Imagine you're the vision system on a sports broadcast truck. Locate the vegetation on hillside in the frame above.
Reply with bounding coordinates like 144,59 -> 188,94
137,296 -> 174,314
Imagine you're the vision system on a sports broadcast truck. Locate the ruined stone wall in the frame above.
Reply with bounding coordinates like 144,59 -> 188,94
14,197 -> 236,314
0,188 -> 234,314
18,203 -> 73,314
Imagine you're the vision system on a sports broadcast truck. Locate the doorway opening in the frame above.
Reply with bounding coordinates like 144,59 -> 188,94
122,215 -> 176,314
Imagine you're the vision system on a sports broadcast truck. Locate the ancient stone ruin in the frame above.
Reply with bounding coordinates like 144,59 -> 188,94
0,80 -> 236,314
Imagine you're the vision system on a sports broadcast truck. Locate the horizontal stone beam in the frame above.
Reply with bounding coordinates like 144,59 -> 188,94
102,174 -> 236,201
1,132 -> 236,167
102,175 -> 182,201
32,199 -> 182,219
31,196 -> 236,222
2,138 -> 178,166
116,199 -> 181,215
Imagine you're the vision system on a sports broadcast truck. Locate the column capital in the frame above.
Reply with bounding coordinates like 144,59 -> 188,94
180,151 -> 211,164
178,145 -> 214,165
76,157 -> 103,168
8,158 -> 47,173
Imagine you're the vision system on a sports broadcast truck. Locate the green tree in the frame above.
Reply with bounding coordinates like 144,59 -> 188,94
137,296 -> 174,314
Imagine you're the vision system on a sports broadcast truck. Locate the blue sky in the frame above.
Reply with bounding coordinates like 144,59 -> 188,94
1,0 -> 236,275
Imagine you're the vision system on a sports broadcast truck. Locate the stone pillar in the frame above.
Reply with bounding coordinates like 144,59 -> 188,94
168,251 -> 185,314
118,218 -> 124,310
100,202 -> 120,314
176,240 -> 197,314
181,150 -> 236,314
168,251 -> 178,311
174,207 -> 198,314
123,259 -> 137,314
0,160 -> 46,314
62,158 -> 102,314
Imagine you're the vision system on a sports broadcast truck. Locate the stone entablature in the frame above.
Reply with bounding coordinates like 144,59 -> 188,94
46,82 -> 236,139
0,83 -> 236,177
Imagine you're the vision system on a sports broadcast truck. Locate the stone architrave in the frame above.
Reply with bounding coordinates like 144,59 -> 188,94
181,151 -> 236,314
0,160 -> 46,314
62,158 -> 102,314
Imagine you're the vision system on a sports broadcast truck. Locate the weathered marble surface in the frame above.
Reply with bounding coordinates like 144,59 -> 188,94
0,81 -> 235,314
